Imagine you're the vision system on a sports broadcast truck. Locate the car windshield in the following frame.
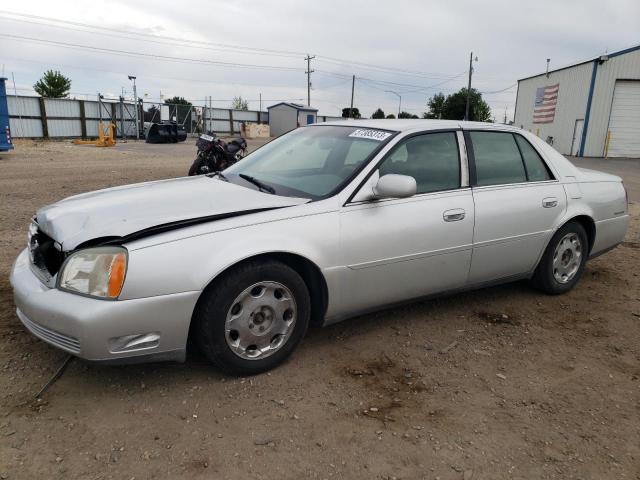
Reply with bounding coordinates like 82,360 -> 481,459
223,125 -> 395,199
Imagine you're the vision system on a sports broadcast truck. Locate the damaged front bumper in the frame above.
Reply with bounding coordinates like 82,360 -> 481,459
10,248 -> 199,363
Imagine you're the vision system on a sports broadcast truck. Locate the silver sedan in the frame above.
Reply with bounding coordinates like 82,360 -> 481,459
10,120 -> 630,375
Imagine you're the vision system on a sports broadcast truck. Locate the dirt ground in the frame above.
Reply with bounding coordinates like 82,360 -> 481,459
1,138 -> 639,480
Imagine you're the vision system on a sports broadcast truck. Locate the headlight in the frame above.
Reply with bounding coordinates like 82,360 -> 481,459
58,247 -> 128,299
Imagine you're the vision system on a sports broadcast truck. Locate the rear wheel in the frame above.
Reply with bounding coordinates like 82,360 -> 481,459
193,260 -> 310,375
531,221 -> 588,294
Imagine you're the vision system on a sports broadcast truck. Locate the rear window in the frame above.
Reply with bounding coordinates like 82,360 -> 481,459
514,135 -> 552,182
470,132 -> 527,186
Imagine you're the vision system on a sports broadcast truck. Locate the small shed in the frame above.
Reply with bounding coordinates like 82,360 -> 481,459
267,102 -> 318,137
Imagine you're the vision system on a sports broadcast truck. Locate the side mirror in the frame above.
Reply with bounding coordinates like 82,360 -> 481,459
373,174 -> 416,199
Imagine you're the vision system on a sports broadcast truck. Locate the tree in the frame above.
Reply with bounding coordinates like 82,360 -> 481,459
371,108 -> 385,119
398,111 -> 419,119
164,96 -> 192,125
33,70 -> 71,98
342,107 -> 361,119
386,113 -> 396,119
442,88 -> 492,121
423,92 -> 446,119
231,96 -> 249,111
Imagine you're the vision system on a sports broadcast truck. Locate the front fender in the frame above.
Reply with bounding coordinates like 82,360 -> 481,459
118,210 -> 340,301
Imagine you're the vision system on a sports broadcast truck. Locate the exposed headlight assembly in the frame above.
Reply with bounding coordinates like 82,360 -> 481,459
57,247 -> 128,299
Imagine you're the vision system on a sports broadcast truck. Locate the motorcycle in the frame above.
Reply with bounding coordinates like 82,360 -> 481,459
188,133 -> 247,176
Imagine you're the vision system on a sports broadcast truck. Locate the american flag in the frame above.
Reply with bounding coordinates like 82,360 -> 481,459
533,84 -> 559,124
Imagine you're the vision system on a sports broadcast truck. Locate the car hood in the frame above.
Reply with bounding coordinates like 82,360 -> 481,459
36,176 -> 309,250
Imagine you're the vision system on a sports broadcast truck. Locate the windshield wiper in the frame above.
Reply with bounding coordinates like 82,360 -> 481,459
215,172 -> 229,181
239,174 -> 276,194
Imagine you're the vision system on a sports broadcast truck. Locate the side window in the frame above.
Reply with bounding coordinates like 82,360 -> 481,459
470,132 -> 527,186
378,132 -> 460,194
514,135 -> 552,181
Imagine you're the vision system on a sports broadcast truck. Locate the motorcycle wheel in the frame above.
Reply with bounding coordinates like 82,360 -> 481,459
188,157 -> 207,176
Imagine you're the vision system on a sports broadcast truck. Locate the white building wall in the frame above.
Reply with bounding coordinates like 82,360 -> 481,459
268,105 -> 297,137
514,62 -> 592,156
297,110 -> 317,127
584,48 -> 640,156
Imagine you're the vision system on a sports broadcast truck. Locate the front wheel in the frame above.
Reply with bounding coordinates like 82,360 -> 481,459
188,155 -> 212,176
188,158 -> 203,176
193,260 -> 310,375
531,221 -> 588,294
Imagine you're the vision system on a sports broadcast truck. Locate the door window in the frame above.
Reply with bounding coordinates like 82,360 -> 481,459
378,132 -> 460,194
470,132 -> 527,186
514,135 -> 552,181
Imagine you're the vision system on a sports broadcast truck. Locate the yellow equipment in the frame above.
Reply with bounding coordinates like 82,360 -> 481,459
73,122 -> 116,147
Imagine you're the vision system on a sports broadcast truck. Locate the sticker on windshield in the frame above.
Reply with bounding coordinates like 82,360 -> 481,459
348,129 -> 392,141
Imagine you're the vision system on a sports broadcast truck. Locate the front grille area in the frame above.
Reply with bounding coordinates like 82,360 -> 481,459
19,310 -> 81,354
29,227 -> 64,279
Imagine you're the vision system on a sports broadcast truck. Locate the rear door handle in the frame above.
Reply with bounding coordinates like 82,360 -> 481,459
542,197 -> 558,208
443,209 -> 466,222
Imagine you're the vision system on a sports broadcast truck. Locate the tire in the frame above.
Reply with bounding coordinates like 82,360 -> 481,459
188,158 -> 202,176
193,260 -> 310,375
531,221 -> 589,295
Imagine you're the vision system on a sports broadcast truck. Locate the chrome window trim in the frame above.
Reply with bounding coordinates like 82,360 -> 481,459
471,179 -> 560,191
456,130 -> 470,187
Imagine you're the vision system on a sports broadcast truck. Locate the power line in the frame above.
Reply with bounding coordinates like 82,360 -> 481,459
0,15 -> 303,60
480,83 -> 517,94
315,57 -> 460,80
2,32 -> 471,98
0,33 -> 302,71
3,56 -> 301,90
0,10 -> 306,58
313,78 -> 352,90
0,10 -> 496,83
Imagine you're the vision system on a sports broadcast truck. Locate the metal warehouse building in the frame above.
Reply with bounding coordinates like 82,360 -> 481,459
514,44 -> 640,158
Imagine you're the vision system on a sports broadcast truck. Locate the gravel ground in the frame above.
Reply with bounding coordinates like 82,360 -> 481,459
1,139 -> 639,480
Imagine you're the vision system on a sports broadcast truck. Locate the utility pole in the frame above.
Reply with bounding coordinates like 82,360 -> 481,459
119,96 -> 126,140
128,75 -> 139,140
259,92 -> 262,113
350,75 -> 355,118
464,52 -> 474,121
305,54 -> 315,106
386,90 -> 401,117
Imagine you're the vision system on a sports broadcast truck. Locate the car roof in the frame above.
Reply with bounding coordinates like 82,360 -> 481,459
312,119 -> 519,134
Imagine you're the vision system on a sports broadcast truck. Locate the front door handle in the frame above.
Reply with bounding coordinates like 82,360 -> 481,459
443,209 -> 466,222
542,197 -> 558,208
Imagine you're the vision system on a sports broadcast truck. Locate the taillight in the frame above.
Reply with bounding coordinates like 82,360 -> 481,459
5,126 -> 11,144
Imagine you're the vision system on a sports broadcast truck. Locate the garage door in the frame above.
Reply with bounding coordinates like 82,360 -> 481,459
608,80 -> 640,158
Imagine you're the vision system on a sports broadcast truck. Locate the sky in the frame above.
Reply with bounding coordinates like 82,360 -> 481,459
0,0 -> 638,121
